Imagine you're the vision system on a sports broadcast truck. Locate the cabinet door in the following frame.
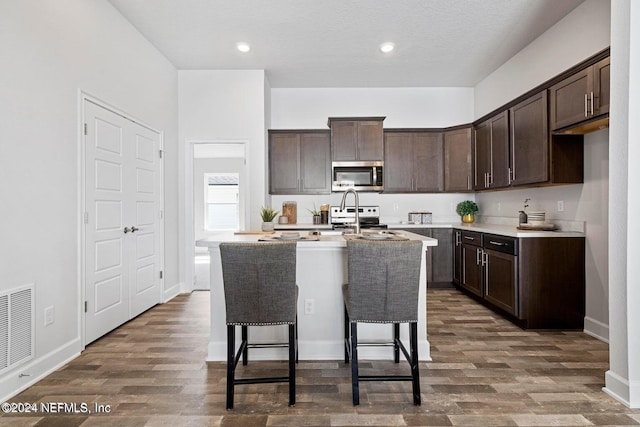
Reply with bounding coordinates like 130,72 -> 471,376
473,120 -> 491,190
452,230 -> 462,286
489,112 -> 510,188
510,91 -> 548,186
414,132 -> 444,192
594,57 -> 610,117
444,127 -> 472,192
384,132 -> 413,192
269,133 -> 300,194
331,121 -> 358,161
300,132 -> 331,193
484,249 -> 518,316
431,228 -> 453,284
549,67 -> 592,130
357,121 -> 384,161
461,244 -> 483,297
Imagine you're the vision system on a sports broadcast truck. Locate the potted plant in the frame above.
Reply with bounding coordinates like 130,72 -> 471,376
456,200 -> 478,223
308,204 -> 321,224
260,206 -> 279,231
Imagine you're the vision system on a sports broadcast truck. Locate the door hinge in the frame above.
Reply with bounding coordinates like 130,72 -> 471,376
159,149 -> 163,159
159,271 -> 163,279
84,212 -> 89,224
84,123 -> 88,135
84,301 -> 88,313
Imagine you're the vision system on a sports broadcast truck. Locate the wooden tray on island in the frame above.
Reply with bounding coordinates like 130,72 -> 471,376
517,223 -> 557,231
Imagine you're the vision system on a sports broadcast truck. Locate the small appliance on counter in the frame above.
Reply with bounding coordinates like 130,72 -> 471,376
408,212 -> 432,224
330,205 -> 387,230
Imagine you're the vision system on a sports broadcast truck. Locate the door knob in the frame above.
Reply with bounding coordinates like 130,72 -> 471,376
123,227 -> 131,234
131,226 -> 139,233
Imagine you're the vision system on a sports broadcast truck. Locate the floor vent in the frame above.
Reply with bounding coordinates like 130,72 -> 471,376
0,284 -> 34,374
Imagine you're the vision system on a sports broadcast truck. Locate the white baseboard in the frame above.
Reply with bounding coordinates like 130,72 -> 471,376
0,338 -> 81,403
583,316 -> 609,342
163,282 -> 182,302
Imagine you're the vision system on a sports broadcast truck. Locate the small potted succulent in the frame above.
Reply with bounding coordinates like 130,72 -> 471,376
456,200 -> 479,223
260,206 -> 279,231
307,204 -> 321,224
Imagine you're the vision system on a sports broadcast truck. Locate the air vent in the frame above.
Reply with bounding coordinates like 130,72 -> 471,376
0,284 -> 34,374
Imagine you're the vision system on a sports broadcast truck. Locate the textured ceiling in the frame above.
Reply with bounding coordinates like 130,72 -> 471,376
108,0 -> 585,88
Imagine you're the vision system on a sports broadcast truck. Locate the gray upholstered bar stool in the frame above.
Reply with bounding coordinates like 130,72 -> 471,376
219,241 -> 298,409
343,239 -> 423,406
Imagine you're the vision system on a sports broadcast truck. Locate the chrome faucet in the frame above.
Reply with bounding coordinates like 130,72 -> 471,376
340,188 -> 360,235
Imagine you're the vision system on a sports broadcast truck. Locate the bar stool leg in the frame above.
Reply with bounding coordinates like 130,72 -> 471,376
344,305 -> 350,363
241,325 -> 248,365
410,322 -> 421,405
350,322 -> 360,406
393,323 -> 400,363
226,325 -> 235,410
288,323 -> 296,406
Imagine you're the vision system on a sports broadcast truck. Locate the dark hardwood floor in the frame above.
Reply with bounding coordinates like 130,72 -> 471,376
2,289 -> 639,426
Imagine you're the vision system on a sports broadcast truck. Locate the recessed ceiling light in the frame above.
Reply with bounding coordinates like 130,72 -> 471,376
236,42 -> 251,53
379,42 -> 395,54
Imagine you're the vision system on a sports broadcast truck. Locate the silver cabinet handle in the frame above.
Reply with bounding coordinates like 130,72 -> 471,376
590,91 -> 594,116
467,175 -> 471,190
489,240 -> 505,246
584,93 -> 589,117
455,232 -> 461,246
476,248 -> 482,265
482,251 -> 488,266
123,227 -> 131,234
464,236 -> 475,241
131,226 -> 139,233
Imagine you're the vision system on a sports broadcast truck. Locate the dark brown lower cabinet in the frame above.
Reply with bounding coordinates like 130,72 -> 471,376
460,231 -> 483,297
405,228 -> 452,287
452,228 -> 585,329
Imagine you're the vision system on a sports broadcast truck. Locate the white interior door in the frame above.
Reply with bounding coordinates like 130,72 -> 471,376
84,100 -> 162,344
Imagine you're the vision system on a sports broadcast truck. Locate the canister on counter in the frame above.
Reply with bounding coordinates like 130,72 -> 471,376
320,204 -> 330,224
408,212 -> 422,224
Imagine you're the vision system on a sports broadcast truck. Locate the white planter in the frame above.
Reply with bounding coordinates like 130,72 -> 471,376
261,221 -> 275,231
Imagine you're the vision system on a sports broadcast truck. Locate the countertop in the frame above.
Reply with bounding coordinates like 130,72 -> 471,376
196,230 -> 438,249
275,222 -> 584,238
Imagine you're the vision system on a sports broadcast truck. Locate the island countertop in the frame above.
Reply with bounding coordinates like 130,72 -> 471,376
197,230 -> 436,362
196,229 -> 438,248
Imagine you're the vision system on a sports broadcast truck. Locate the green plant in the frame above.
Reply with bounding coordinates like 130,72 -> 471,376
260,206 -> 279,222
307,203 -> 320,216
456,200 -> 478,216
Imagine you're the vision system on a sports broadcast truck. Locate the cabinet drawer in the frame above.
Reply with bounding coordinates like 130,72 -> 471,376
484,234 -> 517,255
460,230 -> 482,247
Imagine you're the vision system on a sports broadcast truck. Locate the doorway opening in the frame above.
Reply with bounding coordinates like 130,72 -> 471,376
190,142 -> 247,291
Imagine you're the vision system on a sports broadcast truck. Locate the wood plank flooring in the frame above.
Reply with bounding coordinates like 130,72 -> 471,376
2,289 -> 639,426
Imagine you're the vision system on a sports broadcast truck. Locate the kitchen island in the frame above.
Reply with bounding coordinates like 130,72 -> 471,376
196,230 -> 437,362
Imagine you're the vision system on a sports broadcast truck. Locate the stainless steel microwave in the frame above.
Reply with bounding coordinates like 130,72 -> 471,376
332,161 -> 384,192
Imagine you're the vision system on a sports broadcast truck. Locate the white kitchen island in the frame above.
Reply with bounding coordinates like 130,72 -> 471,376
196,230 -> 437,362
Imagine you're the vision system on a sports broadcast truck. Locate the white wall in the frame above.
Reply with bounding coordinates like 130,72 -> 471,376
606,0 -> 640,408
473,0 -> 611,340
271,87 -> 474,129
0,0 -> 178,400
270,87 -> 475,223
474,0 -> 611,118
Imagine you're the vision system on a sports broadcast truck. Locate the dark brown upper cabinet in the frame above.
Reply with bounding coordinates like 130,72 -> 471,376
328,117 -> 385,161
473,111 -> 510,190
384,130 -> 443,193
443,126 -> 473,192
269,130 -> 331,194
549,57 -> 610,134
508,91 -> 549,186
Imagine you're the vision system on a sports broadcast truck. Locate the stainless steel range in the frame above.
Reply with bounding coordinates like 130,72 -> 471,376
330,205 -> 388,230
